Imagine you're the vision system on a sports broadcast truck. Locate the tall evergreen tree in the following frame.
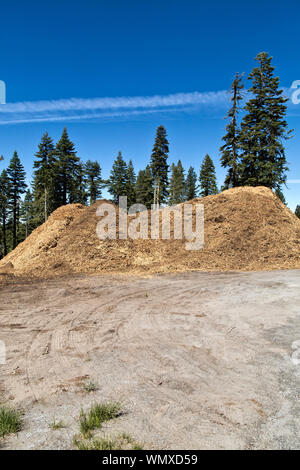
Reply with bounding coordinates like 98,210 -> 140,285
108,151 -> 128,204
7,151 -> 27,248
33,132 -> 56,222
185,166 -> 198,201
150,125 -> 169,205
55,127 -> 80,205
199,154 -> 218,197
220,73 -> 244,188
73,161 -> 88,204
85,160 -> 102,205
126,159 -> 136,207
169,160 -> 185,205
239,52 -> 292,189
295,205 -> 300,219
20,189 -> 35,239
275,187 -> 287,205
0,169 -> 10,257
135,165 -> 154,209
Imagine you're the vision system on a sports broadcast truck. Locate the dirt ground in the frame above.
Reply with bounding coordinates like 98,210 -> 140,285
0,270 -> 300,450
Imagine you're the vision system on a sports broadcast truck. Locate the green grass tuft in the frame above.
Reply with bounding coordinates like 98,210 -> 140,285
79,402 -> 121,436
74,435 -> 121,450
82,381 -> 98,393
0,405 -> 22,438
49,419 -> 65,430
73,432 -> 143,450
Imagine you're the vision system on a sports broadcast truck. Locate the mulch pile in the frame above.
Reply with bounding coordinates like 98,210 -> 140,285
1,186 -> 299,278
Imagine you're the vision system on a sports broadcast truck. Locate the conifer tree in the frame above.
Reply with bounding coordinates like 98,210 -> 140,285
150,125 -> 169,205
54,128 -> 80,205
85,160 -> 102,205
295,205 -> 300,219
74,161 -> 88,204
0,169 -> 10,257
20,189 -> 35,238
108,151 -> 128,204
239,52 -> 292,189
199,154 -> 218,197
275,187 -> 287,205
169,160 -> 185,205
126,159 -> 136,207
33,132 -> 56,222
220,73 -> 244,188
185,166 -> 198,201
135,165 -> 154,209
7,151 -> 27,248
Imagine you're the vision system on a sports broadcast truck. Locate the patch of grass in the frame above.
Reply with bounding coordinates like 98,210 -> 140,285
49,419 -> 65,430
0,405 -> 22,438
121,432 -> 143,449
79,402 -> 121,436
75,402 -> 142,450
74,435 -> 121,450
73,433 -> 143,450
132,443 -> 144,450
82,381 -> 98,393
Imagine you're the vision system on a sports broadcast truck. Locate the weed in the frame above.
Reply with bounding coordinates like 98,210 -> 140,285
0,405 -> 22,438
79,401 -> 121,436
74,435 -> 121,450
74,433 -> 143,450
49,419 -> 65,430
83,381 -> 98,393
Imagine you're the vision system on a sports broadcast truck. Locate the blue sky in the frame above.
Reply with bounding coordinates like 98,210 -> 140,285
0,0 -> 299,209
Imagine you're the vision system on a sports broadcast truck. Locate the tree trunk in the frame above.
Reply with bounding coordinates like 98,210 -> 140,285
2,211 -> 7,256
44,187 -> 48,222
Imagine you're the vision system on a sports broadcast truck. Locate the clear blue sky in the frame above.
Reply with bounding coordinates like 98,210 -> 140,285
0,0 -> 299,209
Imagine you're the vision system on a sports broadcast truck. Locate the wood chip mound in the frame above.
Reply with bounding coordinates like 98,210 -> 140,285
1,186 -> 299,278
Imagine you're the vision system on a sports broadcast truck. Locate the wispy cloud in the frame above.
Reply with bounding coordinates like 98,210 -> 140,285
287,179 -> 300,184
0,90 -> 230,125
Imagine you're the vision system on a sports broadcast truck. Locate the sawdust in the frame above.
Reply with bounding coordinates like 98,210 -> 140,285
1,186 -> 299,278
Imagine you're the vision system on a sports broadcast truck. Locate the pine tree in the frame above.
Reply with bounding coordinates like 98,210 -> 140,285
169,160 -> 185,205
199,154 -> 218,197
108,151 -> 128,204
7,151 -> 27,248
239,52 -> 292,189
33,132 -> 56,222
150,125 -> 169,205
54,128 -> 80,205
85,160 -> 102,205
275,187 -> 287,205
126,160 -> 136,207
295,205 -> 300,219
74,161 -> 88,204
185,166 -> 198,201
0,169 -> 10,257
135,165 -> 154,209
20,189 -> 35,238
220,73 -> 244,188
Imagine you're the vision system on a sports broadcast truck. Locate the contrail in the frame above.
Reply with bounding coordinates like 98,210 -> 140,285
0,90 -> 229,114
0,90 -> 230,124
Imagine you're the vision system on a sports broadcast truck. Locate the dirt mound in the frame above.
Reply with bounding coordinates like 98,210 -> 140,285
1,186 -> 299,277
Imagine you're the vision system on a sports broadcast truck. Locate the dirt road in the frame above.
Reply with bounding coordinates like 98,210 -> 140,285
0,270 -> 300,449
